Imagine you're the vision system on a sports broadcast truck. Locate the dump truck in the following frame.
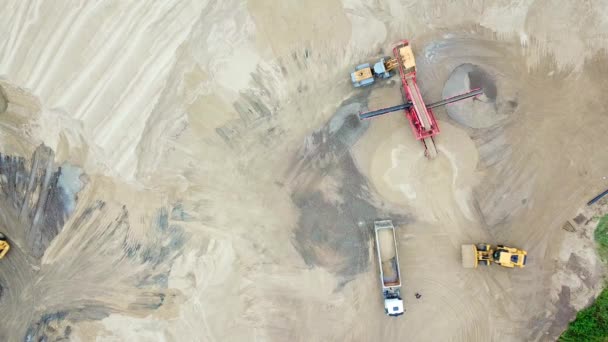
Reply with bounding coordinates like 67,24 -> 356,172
461,244 -> 527,268
374,220 -> 404,316
0,233 -> 10,259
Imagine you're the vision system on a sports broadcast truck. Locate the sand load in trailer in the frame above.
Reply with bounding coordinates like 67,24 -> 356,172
374,220 -> 404,316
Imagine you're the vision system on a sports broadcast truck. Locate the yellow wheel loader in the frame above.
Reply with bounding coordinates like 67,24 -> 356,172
0,233 -> 10,259
350,57 -> 398,87
461,243 -> 527,268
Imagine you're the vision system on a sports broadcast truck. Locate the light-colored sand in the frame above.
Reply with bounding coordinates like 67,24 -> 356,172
378,229 -> 399,284
378,229 -> 397,262
1,1 -> 608,341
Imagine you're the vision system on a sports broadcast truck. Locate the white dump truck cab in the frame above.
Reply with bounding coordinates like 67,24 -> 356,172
374,220 -> 405,317
384,293 -> 404,316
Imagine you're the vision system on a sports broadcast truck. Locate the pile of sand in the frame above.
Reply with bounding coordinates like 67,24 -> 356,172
442,63 -> 504,128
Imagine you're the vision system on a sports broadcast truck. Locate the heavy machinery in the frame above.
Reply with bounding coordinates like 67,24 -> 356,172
461,244 -> 527,268
354,39 -> 483,158
374,220 -> 404,316
351,57 -> 398,87
0,232 -> 10,259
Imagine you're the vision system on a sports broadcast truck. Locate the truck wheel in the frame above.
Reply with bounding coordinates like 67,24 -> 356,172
0,232 -> 6,240
476,244 -> 487,251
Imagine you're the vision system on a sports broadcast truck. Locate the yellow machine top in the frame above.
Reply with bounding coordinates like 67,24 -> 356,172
353,67 -> 373,82
398,45 -> 416,71
498,252 -> 512,265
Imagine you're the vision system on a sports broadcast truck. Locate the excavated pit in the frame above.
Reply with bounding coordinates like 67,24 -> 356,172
443,63 -> 504,128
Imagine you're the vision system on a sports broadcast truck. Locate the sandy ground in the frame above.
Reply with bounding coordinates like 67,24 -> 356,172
1,1 -> 608,341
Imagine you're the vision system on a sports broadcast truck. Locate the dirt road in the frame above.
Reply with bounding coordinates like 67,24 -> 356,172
1,1 -> 608,341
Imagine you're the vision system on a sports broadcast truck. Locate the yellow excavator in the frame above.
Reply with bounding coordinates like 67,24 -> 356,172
461,243 -> 527,268
0,233 -> 10,259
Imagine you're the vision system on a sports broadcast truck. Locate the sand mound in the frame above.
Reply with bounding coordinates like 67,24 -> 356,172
443,63 -> 506,128
378,229 -> 396,261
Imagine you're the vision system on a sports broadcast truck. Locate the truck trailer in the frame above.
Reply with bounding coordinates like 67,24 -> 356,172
374,220 -> 404,316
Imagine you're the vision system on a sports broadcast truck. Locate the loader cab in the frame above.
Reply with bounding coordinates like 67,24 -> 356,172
493,249 -> 511,265
373,58 -> 392,79
493,247 -> 527,268
384,297 -> 404,317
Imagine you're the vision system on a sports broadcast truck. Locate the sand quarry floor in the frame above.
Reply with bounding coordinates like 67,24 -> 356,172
1,1 -> 608,341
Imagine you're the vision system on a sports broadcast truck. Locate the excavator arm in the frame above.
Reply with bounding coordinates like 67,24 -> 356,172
383,58 -> 398,72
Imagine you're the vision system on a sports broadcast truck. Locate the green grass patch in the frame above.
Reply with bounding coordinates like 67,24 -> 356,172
595,215 -> 608,261
560,215 -> 608,341
560,287 -> 608,342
